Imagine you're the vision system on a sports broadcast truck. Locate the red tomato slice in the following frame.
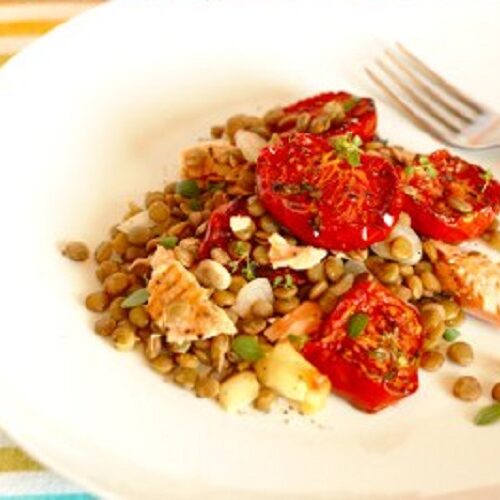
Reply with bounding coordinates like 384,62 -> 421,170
256,133 -> 402,251
275,91 -> 377,142
302,277 -> 423,413
402,150 -> 500,243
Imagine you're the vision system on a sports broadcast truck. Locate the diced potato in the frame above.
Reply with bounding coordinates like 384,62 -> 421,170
218,371 -> 260,413
255,341 -> 330,415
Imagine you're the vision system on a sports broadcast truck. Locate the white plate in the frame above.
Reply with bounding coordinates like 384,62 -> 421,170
0,1 -> 499,498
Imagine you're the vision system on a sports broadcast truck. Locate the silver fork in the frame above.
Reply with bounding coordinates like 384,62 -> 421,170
366,43 -> 500,150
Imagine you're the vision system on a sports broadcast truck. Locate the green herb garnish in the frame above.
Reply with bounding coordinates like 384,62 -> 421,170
189,199 -> 202,210
342,96 -> 360,113
231,335 -> 264,362
404,165 -> 415,177
481,169 -> 493,192
272,276 -> 284,288
158,236 -> 178,249
474,403 -> 500,426
228,261 -> 239,273
284,273 -> 295,289
347,312 -> 369,338
242,260 -> 257,281
208,181 -> 226,192
418,155 -> 437,178
332,133 -> 363,167
175,179 -> 200,198
234,241 -> 248,257
443,327 -> 460,342
121,288 -> 150,308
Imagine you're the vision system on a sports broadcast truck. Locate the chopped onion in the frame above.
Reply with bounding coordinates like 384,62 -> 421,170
371,222 -> 422,265
233,278 -> 273,318
235,130 -> 267,164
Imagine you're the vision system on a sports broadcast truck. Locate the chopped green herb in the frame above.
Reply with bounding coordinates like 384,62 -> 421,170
284,273 -> 295,289
175,179 -> 200,198
443,327 -> 460,342
418,155 -> 430,165
158,236 -> 178,249
272,276 -> 284,288
474,403 -> 500,426
189,198 -> 202,211
424,164 -> 437,178
347,312 -> 369,338
404,165 -> 415,177
242,260 -> 257,281
288,334 -> 309,350
234,241 -> 247,257
208,181 -> 226,192
332,133 -> 363,167
481,169 -> 493,192
121,288 -> 150,308
231,335 -> 264,362
228,261 -> 239,273
342,96 -> 360,113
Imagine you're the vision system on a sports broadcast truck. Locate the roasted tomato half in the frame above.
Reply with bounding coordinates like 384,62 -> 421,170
302,277 -> 423,413
256,133 -> 402,251
273,91 -> 377,142
402,150 -> 500,243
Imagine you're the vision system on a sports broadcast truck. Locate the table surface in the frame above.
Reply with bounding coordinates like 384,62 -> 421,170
0,6 -> 101,500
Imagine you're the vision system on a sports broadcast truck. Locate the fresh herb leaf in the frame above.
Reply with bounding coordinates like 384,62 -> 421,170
418,155 -> 430,165
272,276 -> 284,288
424,164 -> 437,178
158,236 -> 178,249
288,334 -> 309,350
443,327 -> 460,342
242,260 -> 257,281
121,288 -> 150,308
404,165 -> 415,177
189,199 -> 202,211
474,403 -> 500,426
481,169 -> 493,192
284,273 -> 295,289
347,312 -> 369,338
332,134 -> 363,167
228,261 -> 239,273
234,241 -> 248,257
175,179 -> 200,198
231,335 -> 264,362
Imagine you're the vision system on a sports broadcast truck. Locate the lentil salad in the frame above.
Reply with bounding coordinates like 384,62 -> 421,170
64,91 -> 500,423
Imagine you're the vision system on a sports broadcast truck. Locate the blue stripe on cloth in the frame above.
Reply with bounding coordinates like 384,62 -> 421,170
0,494 -> 97,499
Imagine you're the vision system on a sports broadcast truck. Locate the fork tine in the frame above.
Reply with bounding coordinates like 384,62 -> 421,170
365,68 -> 449,144
375,59 -> 461,133
385,49 -> 475,125
396,43 -> 485,114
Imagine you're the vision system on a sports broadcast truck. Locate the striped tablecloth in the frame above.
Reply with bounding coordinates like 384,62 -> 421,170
0,3 -> 100,498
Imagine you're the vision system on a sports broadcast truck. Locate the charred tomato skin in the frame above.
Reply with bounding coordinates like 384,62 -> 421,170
256,133 -> 402,252
402,150 -> 500,243
302,277 -> 423,413
278,91 -> 377,142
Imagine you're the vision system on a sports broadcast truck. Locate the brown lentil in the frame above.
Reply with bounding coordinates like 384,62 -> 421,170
263,107 -> 285,126
447,196 -> 473,214
228,240 -> 251,260
195,376 -> 220,398
447,342 -> 473,366
85,291 -> 110,312
254,388 -> 277,412
229,276 -> 247,294
453,376 -> 482,401
296,112 -> 312,132
307,262 -> 326,283
309,280 -> 329,300
441,299 -> 461,321
274,297 -> 300,315
211,335 -> 229,372
399,264 -> 414,277
94,317 -> 116,336
421,308 -> 443,333
108,297 -> 127,321
112,324 -> 137,351
378,263 -> 400,284
446,309 -> 465,327
273,285 -> 298,300
420,271 -> 442,294
150,354 -> 174,374
103,272 -> 129,296
240,318 -> 267,335
127,226 -> 151,246
95,241 -> 114,263
415,261 -> 433,275
251,299 -> 274,319
406,275 -> 423,300
111,232 -> 129,255
212,290 -> 236,307
62,241 -> 89,261
365,255 -> 384,273
422,240 -> 438,262
330,273 -> 354,296
148,201 -> 170,223
390,236 -> 413,261
309,114 -> 331,134
173,367 -> 198,389
252,245 -> 269,265
419,350 -> 444,371
318,288 -> 338,314
124,246 -> 147,262
210,125 -> 225,139
176,353 -> 200,369
259,215 -> 279,233
491,382 -> 500,402
210,248 -> 231,265
393,285 -> 412,302
128,306 -> 150,328
144,191 -> 165,208
246,196 -> 266,217
95,260 -> 120,282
